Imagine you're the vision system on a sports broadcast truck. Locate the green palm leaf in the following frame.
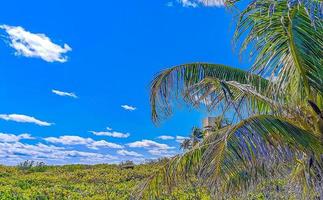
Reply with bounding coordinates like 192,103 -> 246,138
137,115 -> 322,199
235,0 -> 322,104
150,63 -> 269,122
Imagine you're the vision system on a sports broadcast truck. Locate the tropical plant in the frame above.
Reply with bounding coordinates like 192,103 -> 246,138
180,117 -> 229,150
180,138 -> 192,150
180,127 -> 204,151
138,0 -> 323,199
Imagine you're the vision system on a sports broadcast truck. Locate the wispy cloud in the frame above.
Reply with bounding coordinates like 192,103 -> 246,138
127,139 -> 176,157
148,149 -> 177,157
45,135 -> 92,145
44,135 -> 123,149
117,150 -> 143,157
0,133 -> 34,143
89,140 -> 124,150
90,130 -> 130,138
179,0 -> 225,7
0,114 -> 52,126
0,142 -> 117,165
180,0 -> 198,7
158,135 -> 175,140
121,105 -> 137,111
52,89 -> 78,98
127,139 -> 172,150
176,136 -> 189,143
0,25 -> 72,62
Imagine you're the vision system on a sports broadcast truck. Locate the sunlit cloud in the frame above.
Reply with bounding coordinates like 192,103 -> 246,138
179,0 -> 225,7
148,149 -> 177,157
158,135 -> 175,140
52,89 -> 78,98
121,105 -> 137,111
176,136 -> 189,143
90,129 -> 130,138
127,139 -> 172,150
44,135 -> 123,149
0,142 -> 117,165
0,25 -> 72,62
0,133 -> 34,143
0,114 -> 52,126
45,135 -> 93,145
89,140 -> 124,149
180,0 -> 198,7
117,150 -> 143,157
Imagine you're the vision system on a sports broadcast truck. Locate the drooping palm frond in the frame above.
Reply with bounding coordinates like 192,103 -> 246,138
137,115 -> 323,199
150,63 -> 269,122
188,78 -> 319,132
228,0 -> 323,22
186,78 -> 277,116
235,0 -> 323,104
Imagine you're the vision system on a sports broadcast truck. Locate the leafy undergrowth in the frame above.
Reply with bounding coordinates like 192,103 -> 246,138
0,161 -> 306,200
0,162 -> 210,200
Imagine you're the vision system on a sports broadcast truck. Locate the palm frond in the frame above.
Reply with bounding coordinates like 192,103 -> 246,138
235,0 -> 322,104
150,63 -> 269,123
188,78 -> 319,132
186,78 -> 278,116
137,115 -> 322,199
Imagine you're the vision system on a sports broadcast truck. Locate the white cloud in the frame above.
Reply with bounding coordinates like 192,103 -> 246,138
0,25 -> 72,62
106,127 -> 113,131
127,139 -> 172,150
44,135 -> 123,149
148,149 -> 176,157
179,0 -> 225,7
89,140 -> 123,149
180,0 -> 198,7
52,89 -> 78,98
158,135 -> 175,140
117,150 -> 143,157
0,114 -> 52,126
0,141 -> 117,165
176,136 -> 189,143
45,135 -> 92,145
90,130 -> 130,138
0,133 -> 34,143
0,142 -> 65,159
121,105 -> 137,111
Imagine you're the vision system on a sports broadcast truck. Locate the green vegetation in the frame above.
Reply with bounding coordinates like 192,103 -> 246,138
0,161 -> 212,200
0,161 -> 312,200
140,0 -> 323,199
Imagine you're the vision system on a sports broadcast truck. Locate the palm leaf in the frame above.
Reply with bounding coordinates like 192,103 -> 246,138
189,78 -> 319,132
137,115 -> 322,199
150,63 -> 269,122
235,0 -> 322,104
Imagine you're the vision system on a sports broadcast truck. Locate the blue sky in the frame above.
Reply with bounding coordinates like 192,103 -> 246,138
0,0 -> 249,165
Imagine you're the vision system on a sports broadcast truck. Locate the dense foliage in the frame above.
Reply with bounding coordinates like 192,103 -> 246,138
0,161 -> 313,200
0,161 -> 212,200
142,0 -> 323,199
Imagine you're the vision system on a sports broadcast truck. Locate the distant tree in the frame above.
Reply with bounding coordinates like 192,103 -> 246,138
180,138 -> 192,150
120,160 -> 135,169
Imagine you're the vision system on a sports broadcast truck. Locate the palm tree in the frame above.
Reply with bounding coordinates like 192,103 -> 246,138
136,0 -> 322,199
191,127 -> 204,145
180,138 -> 192,150
180,127 -> 204,151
